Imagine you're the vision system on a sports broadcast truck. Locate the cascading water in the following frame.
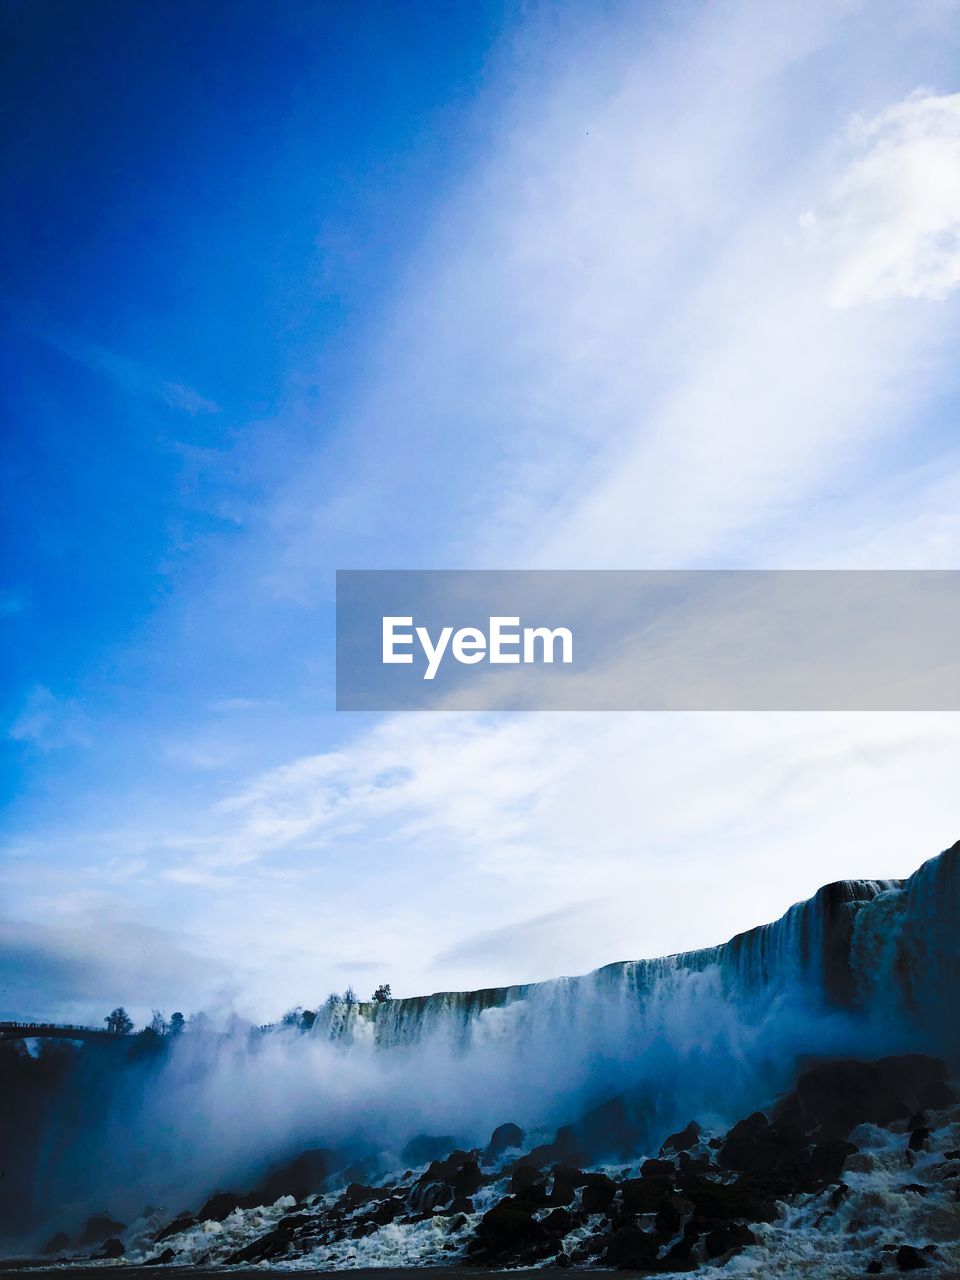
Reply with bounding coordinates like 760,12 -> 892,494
5,842 -> 957,1246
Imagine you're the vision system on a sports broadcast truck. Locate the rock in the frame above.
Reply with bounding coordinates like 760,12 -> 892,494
896,1244 -> 928,1271
155,1214 -> 194,1242
550,1166 -> 586,1205
341,1182 -> 382,1208
654,1192 -> 692,1238
409,1179 -> 453,1214
542,1208 -> 576,1235
580,1172 -> 617,1214
622,1175 -> 672,1213
704,1221 -> 756,1259
95,1238 -> 124,1259
453,1159 -> 483,1197
918,1080 -> 957,1111
475,1198 -> 546,1256
866,1260 -> 884,1274
719,1114 -> 807,1173
510,1165 -> 549,1201
641,1157 -> 675,1178
660,1120 -> 702,1154
79,1215 -> 126,1246
603,1224 -> 658,1268
145,1248 -> 176,1265
572,1094 -> 637,1160
683,1174 -> 778,1223
40,1232 -> 70,1255
401,1134 -> 461,1166
908,1127 -> 931,1151
485,1121 -> 525,1158
224,1228 -> 291,1264
197,1191 -> 241,1222
254,1147 -> 339,1202
807,1139 -> 858,1184
785,1056 -> 948,1139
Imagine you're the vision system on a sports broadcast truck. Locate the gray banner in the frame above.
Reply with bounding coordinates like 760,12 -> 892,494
336,570 -> 960,711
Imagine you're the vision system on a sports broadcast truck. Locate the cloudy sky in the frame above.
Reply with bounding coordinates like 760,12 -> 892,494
2,0 -> 959,1026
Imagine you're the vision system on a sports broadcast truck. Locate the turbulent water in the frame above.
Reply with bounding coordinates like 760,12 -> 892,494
6,841 -> 959,1252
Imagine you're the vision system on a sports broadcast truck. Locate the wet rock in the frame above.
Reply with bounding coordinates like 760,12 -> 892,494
485,1121 -> 524,1157
784,1055 -> 948,1139
719,1113 -> 807,1173
474,1198 -> 546,1257
550,1166 -> 586,1205
866,1260 -> 884,1274
641,1157 -> 675,1178
572,1094 -> 638,1160
660,1120 -> 702,1154
401,1134 -> 461,1166
908,1127 -> 931,1151
254,1147 -> 340,1203
224,1228 -> 291,1264
94,1237 -> 124,1259
918,1080 -> 957,1111
40,1232 -> 70,1255
155,1214 -> 194,1242
341,1181 -> 383,1208
807,1139 -> 858,1184
145,1247 -> 176,1265
409,1179 -> 453,1214
622,1174 -> 673,1213
603,1224 -> 658,1268
683,1174 -> 778,1223
510,1164 -> 549,1201
704,1220 -> 756,1259
654,1192 -> 692,1238
580,1172 -> 617,1214
79,1214 -> 126,1246
542,1207 -> 576,1235
896,1244 -> 928,1271
197,1191 -> 241,1222
453,1158 -> 483,1197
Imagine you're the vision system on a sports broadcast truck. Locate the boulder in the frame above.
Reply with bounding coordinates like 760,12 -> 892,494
155,1213 -> 194,1242
79,1215 -> 126,1246
254,1147 -> 339,1202
145,1247 -> 176,1265
401,1134 -> 461,1166
704,1221 -> 756,1258
94,1238 -> 124,1259
510,1165 -> 549,1201
475,1198 -> 546,1256
550,1166 -> 587,1205
641,1157 -> 675,1178
40,1232 -> 70,1255
580,1173 -> 617,1214
197,1191 -> 241,1222
896,1244 -> 928,1271
224,1228 -> 291,1264
485,1122 -> 524,1157
660,1120 -> 702,1154
622,1175 -> 673,1213
785,1056 -> 948,1138
603,1224 -> 658,1269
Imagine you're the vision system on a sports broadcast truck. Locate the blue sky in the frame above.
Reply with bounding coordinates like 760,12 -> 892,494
2,0 -> 960,1024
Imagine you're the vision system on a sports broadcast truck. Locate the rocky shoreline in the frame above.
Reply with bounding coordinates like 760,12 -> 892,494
24,1053 -> 960,1277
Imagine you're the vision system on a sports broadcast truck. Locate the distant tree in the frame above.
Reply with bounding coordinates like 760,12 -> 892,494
168,1012 -> 186,1036
342,985 -> 358,1007
281,1005 -> 304,1027
371,983 -> 392,1004
149,1011 -> 167,1036
105,1007 -> 133,1036
324,992 -> 343,1009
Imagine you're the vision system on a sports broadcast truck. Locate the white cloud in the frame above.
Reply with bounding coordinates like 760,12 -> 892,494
804,91 -> 960,307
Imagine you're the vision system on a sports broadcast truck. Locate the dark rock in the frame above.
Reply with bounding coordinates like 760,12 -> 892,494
550,1166 -> 586,1205
807,1139 -> 858,1184
580,1172 -> 617,1214
655,1192 -> 692,1239
255,1147 -> 340,1203
622,1175 -> 672,1213
145,1247 -> 176,1265
785,1056 -> 948,1139
224,1228 -> 291,1264
474,1198 -> 546,1256
918,1080 -> 957,1111
155,1214 -> 194,1242
542,1208 -> 576,1235
704,1221 -> 756,1259
684,1174 -> 778,1223
95,1238 -> 125,1259
603,1224 -> 658,1269
401,1134 -> 460,1166
409,1180 -> 453,1214
896,1244 -> 928,1271
641,1157 -> 675,1178
908,1128 -> 931,1151
79,1215 -> 126,1246
660,1120 -> 702,1154
41,1232 -> 70,1255
341,1182 -> 381,1208
510,1165 -> 549,1201
453,1159 -> 483,1197
485,1122 -> 524,1157
897,1184 -> 928,1196
197,1191 -> 241,1222
866,1260 -> 884,1274
572,1094 -> 639,1160
719,1114 -> 807,1173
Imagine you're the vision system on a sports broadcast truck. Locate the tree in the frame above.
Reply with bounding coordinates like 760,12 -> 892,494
324,992 -> 343,1009
105,1007 -> 133,1036
149,1011 -> 167,1036
281,1005 -> 304,1027
300,1009 -> 317,1030
371,983 -> 392,1004
168,1012 -> 185,1036
342,985 -> 358,1007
